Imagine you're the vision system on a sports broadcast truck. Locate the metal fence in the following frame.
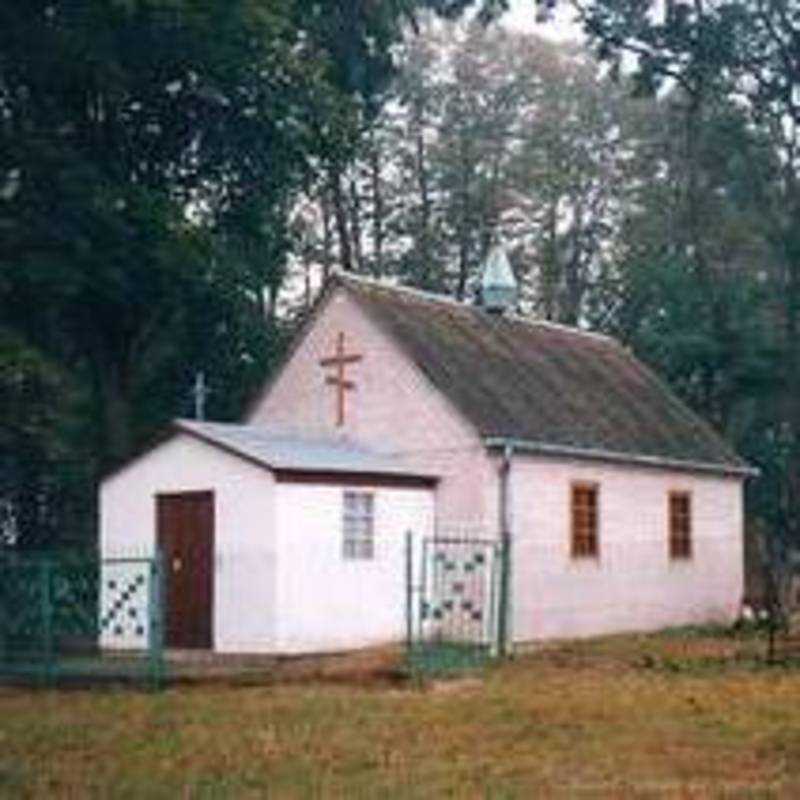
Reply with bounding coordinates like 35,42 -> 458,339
405,532 -> 508,676
0,551 -> 164,688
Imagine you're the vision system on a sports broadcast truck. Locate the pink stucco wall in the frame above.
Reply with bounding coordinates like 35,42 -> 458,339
509,455 -> 745,642
248,287 -> 495,531
248,284 -> 746,642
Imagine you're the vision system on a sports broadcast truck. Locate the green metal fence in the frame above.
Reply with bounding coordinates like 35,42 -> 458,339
0,551 -> 164,689
406,533 -> 508,676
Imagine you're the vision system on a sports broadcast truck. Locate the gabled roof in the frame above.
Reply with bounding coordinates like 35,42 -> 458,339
175,420 -> 437,481
333,273 -> 752,476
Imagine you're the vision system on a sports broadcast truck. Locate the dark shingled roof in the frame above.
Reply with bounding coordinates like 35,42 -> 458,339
336,274 -> 750,475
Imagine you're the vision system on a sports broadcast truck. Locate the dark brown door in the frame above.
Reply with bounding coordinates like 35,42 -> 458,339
156,491 -> 214,649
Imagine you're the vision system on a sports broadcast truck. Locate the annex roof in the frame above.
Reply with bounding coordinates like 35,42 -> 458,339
175,419 -> 437,481
333,273 -> 751,476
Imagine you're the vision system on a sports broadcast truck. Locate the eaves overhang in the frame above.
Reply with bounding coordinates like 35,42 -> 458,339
483,436 -> 759,479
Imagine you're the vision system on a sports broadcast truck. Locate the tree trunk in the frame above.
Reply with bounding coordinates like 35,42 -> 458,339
321,187 -> 333,282
304,256 -> 312,310
455,139 -> 470,301
541,199 -> 559,321
330,165 -> 352,272
349,176 -> 363,273
97,359 -> 134,468
370,135 -> 384,277
266,283 -> 279,324
415,114 -> 432,289
562,197 -> 584,326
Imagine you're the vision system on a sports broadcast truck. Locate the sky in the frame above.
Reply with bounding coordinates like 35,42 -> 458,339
501,0 -> 584,43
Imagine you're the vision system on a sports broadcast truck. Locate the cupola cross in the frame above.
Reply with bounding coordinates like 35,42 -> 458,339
319,332 -> 362,426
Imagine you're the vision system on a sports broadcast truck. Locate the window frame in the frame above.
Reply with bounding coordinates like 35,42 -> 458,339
668,490 -> 692,560
570,481 -> 600,560
342,490 -> 375,561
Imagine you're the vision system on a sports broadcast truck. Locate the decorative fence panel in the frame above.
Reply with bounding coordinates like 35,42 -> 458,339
406,533 -> 507,675
0,552 -> 164,688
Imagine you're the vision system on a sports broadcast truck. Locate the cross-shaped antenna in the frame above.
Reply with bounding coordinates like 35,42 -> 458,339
191,371 -> 210,420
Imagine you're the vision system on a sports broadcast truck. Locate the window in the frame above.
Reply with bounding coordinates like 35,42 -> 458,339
571,483 -> 599,558
669,491 -> 692,560
342,491 -> 374,560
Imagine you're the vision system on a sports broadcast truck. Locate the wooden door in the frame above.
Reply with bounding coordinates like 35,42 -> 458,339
156,491 -> 214,649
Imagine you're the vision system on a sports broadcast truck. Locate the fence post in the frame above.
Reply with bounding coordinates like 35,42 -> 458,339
148,549 -> 165,690
496,441 -> 514,659
405,531 -> 413,655
496,535 -> 511,658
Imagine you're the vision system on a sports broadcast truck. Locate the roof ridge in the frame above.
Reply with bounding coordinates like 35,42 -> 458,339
508,312 -> 615,344
335,270 -> 466,310
335,270 -> 615,345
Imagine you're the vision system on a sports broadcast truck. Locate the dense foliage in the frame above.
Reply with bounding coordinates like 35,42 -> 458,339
0,0 -> 457,548
536,0 -> 800,581
2,0 -> 798,564
290,14 -> 799,568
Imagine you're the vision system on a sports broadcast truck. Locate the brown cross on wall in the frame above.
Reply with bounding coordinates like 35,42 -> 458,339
319,331 -> 362,427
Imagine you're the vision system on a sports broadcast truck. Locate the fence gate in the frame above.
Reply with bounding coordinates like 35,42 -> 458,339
406,534 -> 507,675
0,552 -> 164,688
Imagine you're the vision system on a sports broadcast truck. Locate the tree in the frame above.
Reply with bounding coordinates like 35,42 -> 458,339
304,19 -> 635,320
0,0 -> 481,547
0,331 -> 92,549
530,0 -> 800,582
0,1 -> 326,462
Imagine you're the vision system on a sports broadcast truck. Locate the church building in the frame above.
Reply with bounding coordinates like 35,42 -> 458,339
100,250 -> 753,654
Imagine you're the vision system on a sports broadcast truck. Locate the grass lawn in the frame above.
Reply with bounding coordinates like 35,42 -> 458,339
1,630 -> 799,798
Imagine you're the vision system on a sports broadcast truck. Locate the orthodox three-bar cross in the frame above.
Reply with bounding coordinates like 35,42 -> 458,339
319,331 -> 362,426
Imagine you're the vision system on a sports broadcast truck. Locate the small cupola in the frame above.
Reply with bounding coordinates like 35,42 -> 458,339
479,245 -> 518,315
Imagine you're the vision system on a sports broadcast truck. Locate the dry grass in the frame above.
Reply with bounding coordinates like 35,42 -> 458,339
2,630 -> 800,798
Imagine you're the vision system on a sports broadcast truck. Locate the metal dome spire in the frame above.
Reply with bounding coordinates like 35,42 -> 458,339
480,245 -> 518,314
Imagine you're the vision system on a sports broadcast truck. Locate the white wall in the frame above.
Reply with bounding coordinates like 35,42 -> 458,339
100,433 -> 277,652
100,429 -> 744,653
508,455 -> 745,642
273,481 -> 435,653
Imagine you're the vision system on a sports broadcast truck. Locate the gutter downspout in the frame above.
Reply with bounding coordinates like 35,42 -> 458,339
497,441 -> 514,657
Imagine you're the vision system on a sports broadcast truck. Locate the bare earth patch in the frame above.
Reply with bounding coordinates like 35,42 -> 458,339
1,630 -> 799,797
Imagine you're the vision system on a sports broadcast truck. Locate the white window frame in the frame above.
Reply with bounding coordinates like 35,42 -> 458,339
342,491 -> 374,560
